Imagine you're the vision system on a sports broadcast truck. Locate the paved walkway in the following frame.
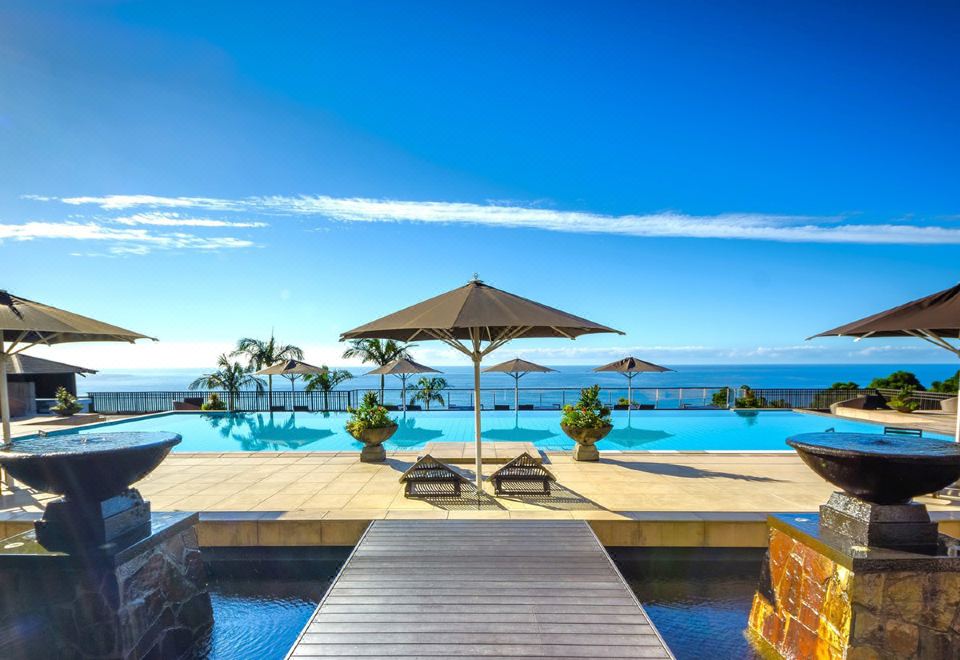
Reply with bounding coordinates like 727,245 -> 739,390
287,520 -> 672,659
3,450 -> 958,519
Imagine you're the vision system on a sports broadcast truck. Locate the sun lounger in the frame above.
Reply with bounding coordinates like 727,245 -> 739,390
173,397 -> 204,411
494,404 -> 510,411
293,405 -> 309,412
518,404 -> 534,411
399,455 -> 469,497
489,452 -> 556,495
270,405 -> 286,412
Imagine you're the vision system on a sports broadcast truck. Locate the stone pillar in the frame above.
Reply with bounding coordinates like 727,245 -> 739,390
0,512 -> 212,660
749,514 -> 960,659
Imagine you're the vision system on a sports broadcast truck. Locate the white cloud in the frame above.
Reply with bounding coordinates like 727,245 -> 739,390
0,221 -> 256,252
33,193 -> 960,245
112,211 -> 267,228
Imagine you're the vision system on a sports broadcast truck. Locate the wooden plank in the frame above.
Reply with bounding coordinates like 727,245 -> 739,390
285,520 -> 673,659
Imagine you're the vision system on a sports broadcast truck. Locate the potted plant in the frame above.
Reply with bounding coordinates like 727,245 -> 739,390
887,386 -> 919,413
50,386 -> 82,417
561,384 -> 612,461
201,393 -> 227,411
346,391 -> 398,462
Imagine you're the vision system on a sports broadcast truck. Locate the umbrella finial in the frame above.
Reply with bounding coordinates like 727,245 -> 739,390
471,273 -> 482,284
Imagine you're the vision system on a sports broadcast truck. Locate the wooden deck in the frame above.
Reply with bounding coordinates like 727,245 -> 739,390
287,520 -> 673,659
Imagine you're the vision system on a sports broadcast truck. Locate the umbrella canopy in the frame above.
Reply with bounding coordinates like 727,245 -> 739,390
341,278 -> 622,487
483,358 -> 555,411
255,359 -> 328,376
366,358 -> 440,411
809,282 -> 960,440
595,357 -> 673,409
254,359 -> 327,398
0,290 -> 153,445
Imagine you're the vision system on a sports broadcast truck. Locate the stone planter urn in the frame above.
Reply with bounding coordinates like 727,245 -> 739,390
561,424 -> 612,462
349,424 -> 397,462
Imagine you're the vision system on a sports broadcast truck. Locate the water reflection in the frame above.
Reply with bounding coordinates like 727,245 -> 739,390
604,424 -> 674,449
482,424 -> 559,442
223,413 -> 334,451
391,417 -> 445,448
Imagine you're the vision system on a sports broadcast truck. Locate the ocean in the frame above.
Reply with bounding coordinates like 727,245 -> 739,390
76,364 -> 959,394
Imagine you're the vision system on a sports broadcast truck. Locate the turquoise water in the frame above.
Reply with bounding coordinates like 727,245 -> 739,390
36,410 -> 950,452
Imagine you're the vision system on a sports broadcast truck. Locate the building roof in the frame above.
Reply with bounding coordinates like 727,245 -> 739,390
3,353 -> 97,376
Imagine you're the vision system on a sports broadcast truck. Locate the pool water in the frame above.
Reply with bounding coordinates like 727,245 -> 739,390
42,409 -> 948,452
195,577 -> 326,659
613,548 -> 765,660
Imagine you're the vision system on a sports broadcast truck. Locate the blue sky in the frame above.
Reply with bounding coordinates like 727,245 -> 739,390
1,1 -> 958,368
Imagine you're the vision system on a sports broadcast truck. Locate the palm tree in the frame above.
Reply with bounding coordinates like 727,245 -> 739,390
304,367 -> 354,411
189,354 -> 264,411
341,339 -> 414,401
410,376 -> 448,411
232,334 -> 303,408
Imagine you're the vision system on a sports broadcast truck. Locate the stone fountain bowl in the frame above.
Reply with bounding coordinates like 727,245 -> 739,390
787,432 -> 960,505
0,432 -> 181,501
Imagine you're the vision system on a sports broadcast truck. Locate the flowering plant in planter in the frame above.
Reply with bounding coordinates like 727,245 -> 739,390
346,391 -> 398,462
346,391 -> 397,436
561,385 -> 612,461
561,385 -> 611,428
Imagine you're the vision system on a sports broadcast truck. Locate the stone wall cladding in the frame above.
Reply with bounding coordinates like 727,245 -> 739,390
749,526 -> 960,659
0,526 -> 211,659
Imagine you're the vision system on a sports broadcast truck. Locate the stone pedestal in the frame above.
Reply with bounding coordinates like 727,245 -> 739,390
749,513 -> 960,659
0,512 -> 213,660
572,443 -> 599,461
360,444 -> 386,462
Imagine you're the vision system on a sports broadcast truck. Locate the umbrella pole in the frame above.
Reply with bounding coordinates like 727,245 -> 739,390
401,374 -> 407,415
0,340 -> 10,447
514,373 -> 519,412
472,351 -> 483,491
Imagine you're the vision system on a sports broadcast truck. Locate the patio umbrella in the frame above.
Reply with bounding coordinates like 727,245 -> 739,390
483,358 -> 555,412
341,277 -> 622,488
366,357 -> 440,412
0,290 -> 153,446
809,282 -> 960,441
594,357 -> 673,409
255,359 -> 328,397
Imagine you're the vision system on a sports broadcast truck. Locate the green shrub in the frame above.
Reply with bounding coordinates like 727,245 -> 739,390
869,371 -> 925,391
346,391 -> 396,436
829,381 -> 860,390
561,385 -> 611,429
201,393 -> 227,411
711,387 -> 731,408
932,370 -> 959,394
50,386 -> 82,416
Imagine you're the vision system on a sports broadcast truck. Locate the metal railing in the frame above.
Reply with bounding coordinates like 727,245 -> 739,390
87,386 -> 956,415
89,390 -> 353,414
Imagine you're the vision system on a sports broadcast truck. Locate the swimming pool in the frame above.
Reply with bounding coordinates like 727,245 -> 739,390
31,409 -> 949,452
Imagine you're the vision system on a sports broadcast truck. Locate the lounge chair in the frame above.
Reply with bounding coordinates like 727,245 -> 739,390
884,426 -> 923,437
494,404 -> 510,411
489,452 -> 556,495
173,397 -> 204,411
399,455 -> 468,497
518,404 -> 534,411
406,404 -> 422,411
270,405 -> 286,412
293,405 -> 309,412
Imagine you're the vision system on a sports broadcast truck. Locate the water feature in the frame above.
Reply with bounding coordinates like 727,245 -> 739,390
0,432 -> 213,659
750,431 -> 960,658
